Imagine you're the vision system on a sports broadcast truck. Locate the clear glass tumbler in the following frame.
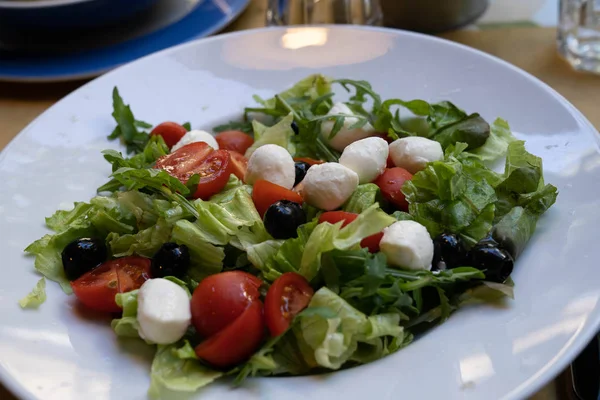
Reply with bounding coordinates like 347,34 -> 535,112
558,0 -> 600,73
266,0 -> 383,26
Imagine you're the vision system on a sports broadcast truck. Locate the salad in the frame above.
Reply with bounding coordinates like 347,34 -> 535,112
21,75 -> 558,397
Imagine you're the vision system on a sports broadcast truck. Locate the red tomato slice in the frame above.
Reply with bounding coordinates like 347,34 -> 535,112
319,211 -> 384,253
374,167 -> 413,211
71,256 -> 151,313
264,272 -> 313,337
293,157 -> 324,166
195,300 -> 265,368
228,151 -> 248,181
191,271 -> 263,338
252,179 -> 303,217
155,142 -> 214,180
150,122 -> 188,149
215,130 -> 254,154
189,150 -> 233,199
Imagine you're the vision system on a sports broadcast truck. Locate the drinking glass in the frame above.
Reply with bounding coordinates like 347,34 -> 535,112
558,0 -> 600,74
266,0 -> 383,26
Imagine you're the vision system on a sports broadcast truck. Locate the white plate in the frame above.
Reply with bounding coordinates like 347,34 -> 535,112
1,26 -> 599,400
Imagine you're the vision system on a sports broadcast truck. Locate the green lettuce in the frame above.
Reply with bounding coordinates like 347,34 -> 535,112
469,118 -> 516,162
111,290 -> 140,338
19,278 -> 46,309
342,184 -> 380,214
244,113 -> 296,157
148,341 -> 222,398
298,287 -> 406,369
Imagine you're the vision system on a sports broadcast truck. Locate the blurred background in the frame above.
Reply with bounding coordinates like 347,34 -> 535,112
0,0 -> 599,399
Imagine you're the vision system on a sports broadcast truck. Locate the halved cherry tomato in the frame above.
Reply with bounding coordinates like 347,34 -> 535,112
318,211 -> 384,253
189,150 -> 233,199
150,122 -> 187,149
374,167 -> 413,211
264,272 -> 313,337
71,256 -> 151,313
215,130 -> 254,154
155,142 -> 214,180
195,300 -> 265,368
252,179 -> 303,217
191,271 -> 263,338
228,151 -> 248,181
293,157 -> 324,166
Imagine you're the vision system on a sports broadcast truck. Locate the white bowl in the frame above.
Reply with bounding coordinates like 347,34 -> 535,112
0,26 -> 599,400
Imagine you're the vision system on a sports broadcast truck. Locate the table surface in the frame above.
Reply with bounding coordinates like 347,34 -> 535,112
0,0 -> 598,399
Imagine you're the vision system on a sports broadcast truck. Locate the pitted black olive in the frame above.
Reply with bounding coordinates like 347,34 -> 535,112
294,161 -> 311,186
264,200 -> 306,239
468,241 -> 514,283
151,242 -> 190,278
432,233 -> 468,271
61,238 -> 107,281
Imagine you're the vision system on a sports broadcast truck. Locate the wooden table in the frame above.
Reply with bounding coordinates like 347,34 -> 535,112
0,1 -> 597,399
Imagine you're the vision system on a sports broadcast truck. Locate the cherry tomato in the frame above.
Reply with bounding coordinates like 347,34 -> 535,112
191,271 -> 263,338
252,179 -> 304,217
293,157 -> 324,166
155,142 -> 214,180
189,150 -> 233,199
215,130 -> 254,154
195,300 -> 265,368
318,211 -> 384,253
374,167 -> 413,211
264,272 -> 313,337
150,122 -> 187,149
228,151 -> 248,181
71,256 -> 151,313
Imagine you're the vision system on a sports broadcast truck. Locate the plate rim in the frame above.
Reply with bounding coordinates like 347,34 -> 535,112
0,0 -> 251,83
1,25 -> 599,400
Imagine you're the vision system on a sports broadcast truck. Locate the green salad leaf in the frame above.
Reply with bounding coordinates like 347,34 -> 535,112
342,184 -> 380,214
19,278 -> 46,309
111,290 -> 141,338
149,341 -> 223,398
107,87 -> 152,154
245,114 -> 296,157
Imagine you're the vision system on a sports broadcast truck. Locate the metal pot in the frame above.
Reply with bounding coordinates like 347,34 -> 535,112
380,0 -> 489,33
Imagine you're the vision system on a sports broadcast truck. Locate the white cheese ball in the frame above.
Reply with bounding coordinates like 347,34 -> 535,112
302,162 -> 359,211
137,279 -> 191,345
171,129 -> 219,152
244,144 -> 295,189
339,137 -> 389,183
389,136 -> 443,174
380,220 -> 434,271
320,102 -> 375,152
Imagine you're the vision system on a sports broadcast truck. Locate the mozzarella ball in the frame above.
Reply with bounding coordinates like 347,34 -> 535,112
389,136 -> 443,174
137,279 -> 191,345
320,102 -> 375,151
380,220 -> 434,271
339,137 -> 389,183
171,129 -> 219,152
302,162 -> 359,211
244,144 -> 295,189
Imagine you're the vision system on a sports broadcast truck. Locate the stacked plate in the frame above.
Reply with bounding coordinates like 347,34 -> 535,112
0,0 -> 250,81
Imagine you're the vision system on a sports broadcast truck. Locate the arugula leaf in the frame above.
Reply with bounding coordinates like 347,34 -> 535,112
431,114 -> 490,150
469,118 -> 516,162
108,87 -> 151,154
213,120 -> 253,134
19,278 -> 46,309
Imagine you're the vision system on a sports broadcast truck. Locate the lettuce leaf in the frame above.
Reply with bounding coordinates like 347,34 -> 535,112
469,118 -> 516,162
342,184 -> 380,214
18,278 -> 46,309
148,341 -> 222,398
298,287 -> 405,370
111,289 -> 141,338
244,113 -> 296,157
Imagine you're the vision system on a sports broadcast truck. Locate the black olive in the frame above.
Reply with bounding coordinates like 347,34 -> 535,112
432,233 -> 467,271
264,200 -> 306,239
468,242 -> 514,283
151,243 -> 190,278
291,121 -> 299,135
61,238 -> 107,281
294,161 -> 311,186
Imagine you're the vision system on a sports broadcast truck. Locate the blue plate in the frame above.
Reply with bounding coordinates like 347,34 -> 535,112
0,0 -> 250,82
